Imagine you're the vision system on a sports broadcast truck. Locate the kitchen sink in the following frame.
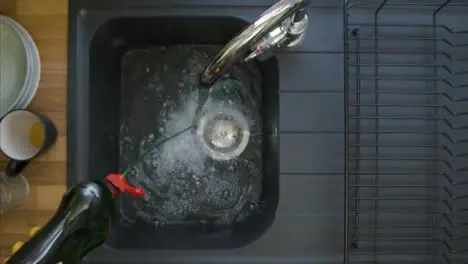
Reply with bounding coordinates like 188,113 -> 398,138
70,15 -> 279,250
69,2 -> 345,263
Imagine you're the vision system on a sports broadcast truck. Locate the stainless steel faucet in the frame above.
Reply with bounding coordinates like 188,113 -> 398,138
200,0 -> 309,86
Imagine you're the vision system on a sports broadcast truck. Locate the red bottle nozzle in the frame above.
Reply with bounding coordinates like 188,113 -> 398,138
105,173 -> 145,200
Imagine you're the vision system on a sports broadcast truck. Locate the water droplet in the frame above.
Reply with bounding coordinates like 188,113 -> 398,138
79,9 -> 87,17
221,189 -> 230,199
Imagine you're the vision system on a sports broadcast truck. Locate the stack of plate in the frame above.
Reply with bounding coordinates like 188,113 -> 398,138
0,15 -> 40,118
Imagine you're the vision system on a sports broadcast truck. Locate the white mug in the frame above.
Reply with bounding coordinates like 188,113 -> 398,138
0,110 -> 57,176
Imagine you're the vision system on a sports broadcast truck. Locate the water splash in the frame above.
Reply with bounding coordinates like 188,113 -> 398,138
119,45 -> 263,225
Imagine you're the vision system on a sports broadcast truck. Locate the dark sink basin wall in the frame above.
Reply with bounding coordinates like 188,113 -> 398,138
88,17 -> 279,249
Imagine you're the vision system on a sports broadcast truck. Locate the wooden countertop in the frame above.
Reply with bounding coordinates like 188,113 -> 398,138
0,0 -> 68,261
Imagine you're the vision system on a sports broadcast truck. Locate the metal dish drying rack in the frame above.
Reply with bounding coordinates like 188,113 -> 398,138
345,0 -> 468,263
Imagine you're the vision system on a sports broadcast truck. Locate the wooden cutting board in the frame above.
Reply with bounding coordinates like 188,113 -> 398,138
0,0 -> 67,260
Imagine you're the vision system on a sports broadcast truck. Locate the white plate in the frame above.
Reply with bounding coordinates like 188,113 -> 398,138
3,16 -> 41,109
0,17 -> 28,117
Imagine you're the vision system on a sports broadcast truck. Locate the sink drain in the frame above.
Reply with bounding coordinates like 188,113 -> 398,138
196,107 -> 250,160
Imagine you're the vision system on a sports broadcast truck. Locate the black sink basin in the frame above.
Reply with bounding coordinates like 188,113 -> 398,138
69,15 -> 279,250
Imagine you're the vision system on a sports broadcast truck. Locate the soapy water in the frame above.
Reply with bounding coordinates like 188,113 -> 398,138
118,45 -> 263,226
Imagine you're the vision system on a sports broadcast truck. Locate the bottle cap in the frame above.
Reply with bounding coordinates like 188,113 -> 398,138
105,173 -> 145,200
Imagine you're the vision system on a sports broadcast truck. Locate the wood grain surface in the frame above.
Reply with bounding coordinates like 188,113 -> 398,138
0,0 -> 67,260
